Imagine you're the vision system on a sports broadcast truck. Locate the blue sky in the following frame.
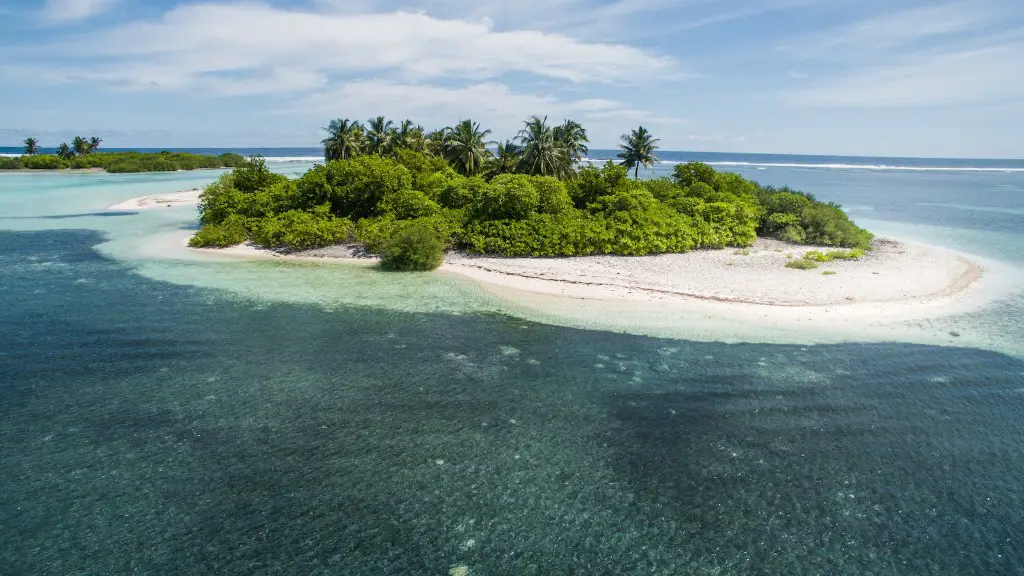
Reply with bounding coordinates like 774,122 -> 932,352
1,0 -> 1022,157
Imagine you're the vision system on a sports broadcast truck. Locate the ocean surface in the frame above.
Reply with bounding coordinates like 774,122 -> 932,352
1,149 -> 1023,574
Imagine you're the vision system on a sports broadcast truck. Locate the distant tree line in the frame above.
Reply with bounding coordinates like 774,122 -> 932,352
1,137 -> 245,172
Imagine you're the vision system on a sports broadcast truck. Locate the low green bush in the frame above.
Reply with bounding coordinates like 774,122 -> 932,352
188,215 -> 249,248
532,176 -> 574,215
474,174 -> 539,221
19,155 -> 67,169
672,161 -> 718,188
800,204 -> 873,249
436,176 -> 487,209
804,248 -> 865,262
757,185 -> 873,249
379,189 -> 440,219
232,156 -> 286,193
379,223 -> 446,271
249,207 -> 353,251
785,259 -> 819,270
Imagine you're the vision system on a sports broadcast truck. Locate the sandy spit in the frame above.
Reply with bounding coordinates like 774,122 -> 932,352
192,237 -> 983,309
109,189 -> 203,210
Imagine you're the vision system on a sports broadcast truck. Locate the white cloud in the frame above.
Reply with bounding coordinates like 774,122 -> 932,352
43,0 -> 118,23
40,2 -> 677,93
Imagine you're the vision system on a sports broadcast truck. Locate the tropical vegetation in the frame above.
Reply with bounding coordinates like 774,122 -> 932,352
0,137 -> 246,173
190,114 -> 873,271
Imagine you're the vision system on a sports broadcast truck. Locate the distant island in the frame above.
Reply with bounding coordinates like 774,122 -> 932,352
1,135 -> 245,173
187,115 -> 873,272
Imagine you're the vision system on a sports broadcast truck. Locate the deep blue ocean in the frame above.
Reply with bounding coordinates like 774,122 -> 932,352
1,148 -> 1023,574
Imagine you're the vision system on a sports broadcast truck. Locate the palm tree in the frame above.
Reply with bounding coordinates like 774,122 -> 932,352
517,115 -> 572,178
88,136 -> 102,153
71,136 -> 89,156
23,137 -> 39,156
321,118 -> 364,161
392,120 -> 426,153
366,116 -> 395,156
424,128 -> 450,157
617,126 -> 660,180
443,119 -> 492,176
553,119 -> 589,164
56,143 -> 74,160
486,140 -> 522,177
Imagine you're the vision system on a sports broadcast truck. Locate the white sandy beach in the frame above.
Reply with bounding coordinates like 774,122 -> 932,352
109,189 -> 203,210
191,236 -> 985,312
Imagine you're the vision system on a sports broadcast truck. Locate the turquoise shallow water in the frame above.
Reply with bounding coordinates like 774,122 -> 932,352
1,157 -> 1024,574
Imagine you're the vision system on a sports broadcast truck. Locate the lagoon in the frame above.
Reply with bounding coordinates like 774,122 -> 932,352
1,151 -> 1023,574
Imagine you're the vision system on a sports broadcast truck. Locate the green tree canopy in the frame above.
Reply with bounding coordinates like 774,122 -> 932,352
23,137 -> 39,156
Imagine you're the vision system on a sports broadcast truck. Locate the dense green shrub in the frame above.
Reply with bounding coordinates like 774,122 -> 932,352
642,178 -> 680,202
436,176 -> 487,209
463,211 -> 610,257
757,184 -> 872,249
356,211 -> 465,252
532,176 -> 573,215
799,203 -> 873,248
474,174 -> 539,221
672,162 -> 717,188
568,162 -> 629,208
331,155 -> 413,217
197,173 -> 243,225
249,206 -> 353,251
0,157 -> 22,169
187,215 -> 249,248
379,223 -> 446,271
187,141 -> 871,263
19,155 -> 66,169
379,189 -> 441,219
764,191 -> 811,216
232,156 -> 287,193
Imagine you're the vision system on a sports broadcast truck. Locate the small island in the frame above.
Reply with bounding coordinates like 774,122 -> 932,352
114,114 -> 982,317
2,135 -> 245,173
188,115 -> 872,267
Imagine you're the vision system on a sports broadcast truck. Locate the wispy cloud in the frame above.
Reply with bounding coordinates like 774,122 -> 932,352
779,1 -> 997,60
790,39 -> 1024,106
42,0 -> 118,23
783,2 -> 1024,107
